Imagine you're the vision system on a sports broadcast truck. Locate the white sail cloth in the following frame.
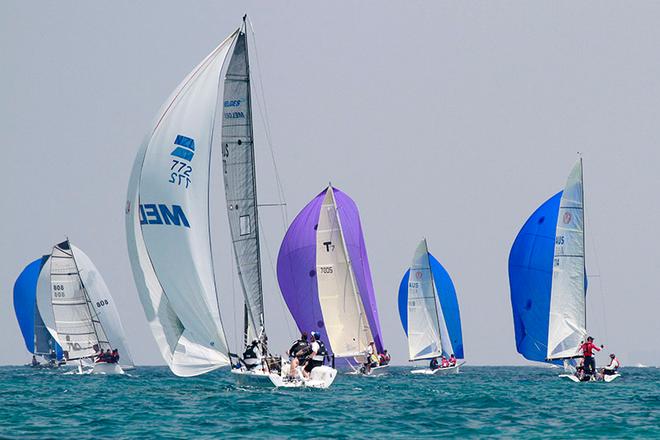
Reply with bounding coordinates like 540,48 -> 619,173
315,187 -> 373,357
407,239 -> 454,361
71,245 -> 135,369
125,30 -> 240,376
547,159 -> 587,360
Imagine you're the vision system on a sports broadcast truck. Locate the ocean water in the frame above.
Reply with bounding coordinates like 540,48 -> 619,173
1,365 -> 658,439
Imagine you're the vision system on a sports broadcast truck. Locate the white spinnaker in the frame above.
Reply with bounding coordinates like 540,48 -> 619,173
407,240 -> 443,361
547,159 -> 587,360
72,245 -> 135,369
49,242 -> 110,361
125,30 -> 239,376
316,187 -> 373,357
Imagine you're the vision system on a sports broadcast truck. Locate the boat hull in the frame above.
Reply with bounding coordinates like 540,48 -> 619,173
91,362 -> 124,375
411,362 -> 463,375
231,364 -> 337,389
559,373 -> 621,383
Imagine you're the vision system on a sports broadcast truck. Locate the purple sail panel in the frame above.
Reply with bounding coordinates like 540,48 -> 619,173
333,188 -> 384,353
277,188 -> 332,352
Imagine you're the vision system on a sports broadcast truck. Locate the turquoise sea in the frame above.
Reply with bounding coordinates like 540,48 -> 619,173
1,366 -> 658,438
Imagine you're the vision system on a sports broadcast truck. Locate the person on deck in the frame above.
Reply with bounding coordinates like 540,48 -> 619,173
577,336 -> 603,376
287,332 -> 310,378
379,350 -> 391,366
600,353 -> 620,377
430,357 -> 440,370
243,340 -> 260,371
111,349 -> 120,364
31,355 -> 39,367
449,354 -> 457,367
302,332 -> 327,379
441,355 -> 450,368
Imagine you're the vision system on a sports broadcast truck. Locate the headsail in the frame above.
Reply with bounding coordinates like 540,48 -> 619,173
48,240 -> 110,361
547,159 -> 586,360
125,30 -> 240,376
398,242 -> 464,360
219,30 -> 264,347
316,186 -> 373,357
71,245 -> 135,368
13,257 -> 62,358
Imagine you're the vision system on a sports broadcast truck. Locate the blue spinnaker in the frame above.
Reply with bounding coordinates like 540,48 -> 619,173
13,257 -> 62,359
508,192 -> 562,362
398,253 -> 464,359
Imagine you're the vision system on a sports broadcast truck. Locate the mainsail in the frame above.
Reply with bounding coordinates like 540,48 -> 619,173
219,30 -> 264,347
398,241 -> 464,360
278,185 -> 384,356
509,159 -> 587,363
125,29 -> 242,376
48,240 -> 110,361
547,159 -> 586,360
13,257 -> 62,359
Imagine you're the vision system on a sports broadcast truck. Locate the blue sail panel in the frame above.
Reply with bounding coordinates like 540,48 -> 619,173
398,254 -> 464,359
429,254 -> 464,359
13,258 -> 43,354
508,191 -> 562,362
13,257 -> 63,359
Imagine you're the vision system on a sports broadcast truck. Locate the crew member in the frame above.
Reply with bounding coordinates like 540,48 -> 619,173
577,336 -> 602,376
441,355 -> 450,368
31,355 -> 39,367
430,357 -> 439,370
601,353 -> 620,377
243,340 -> 260,371
449,354 -> 457,367
287,333 -> 310,378
302,332 -> 327,379
379,350 -> 391,366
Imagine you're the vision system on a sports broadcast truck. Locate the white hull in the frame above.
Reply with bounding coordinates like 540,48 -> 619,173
559,373 -> 621,383
91,362 -> 125,375
231,364 -> 337,389
346,364 -> 390,376
411,362 -> 463,375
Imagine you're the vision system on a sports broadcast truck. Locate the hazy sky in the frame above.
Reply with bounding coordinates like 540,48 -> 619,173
2,2 -> 659,367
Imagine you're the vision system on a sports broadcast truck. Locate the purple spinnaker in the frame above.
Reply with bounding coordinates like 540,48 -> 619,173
277,186 -> 384,355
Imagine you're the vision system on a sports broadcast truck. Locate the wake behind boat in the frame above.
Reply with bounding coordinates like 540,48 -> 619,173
509,158 -> 620,383
398,239 -> 465,375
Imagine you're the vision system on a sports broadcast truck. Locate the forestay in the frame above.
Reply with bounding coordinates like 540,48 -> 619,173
316,186 -> 373,357
49,241 -> 110,361
547,159 -> 586,360
219,31 -> 264,346
125,30 -> 240,376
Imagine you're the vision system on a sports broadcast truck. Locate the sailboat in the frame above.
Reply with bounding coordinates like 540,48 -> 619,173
398,239 -> 464,375
13,256 -> 64,367
509,159 -> 619,382
35,240 -> 134,374
125,17 -> 335,388
278,184 -> 386,376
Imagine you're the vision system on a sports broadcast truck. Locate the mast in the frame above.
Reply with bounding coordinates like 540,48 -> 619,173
580,157 -> 586,331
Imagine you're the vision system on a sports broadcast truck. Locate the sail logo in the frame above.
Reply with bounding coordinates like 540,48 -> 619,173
562,212 -> 572,224
139,204 -> 190,228
170,135 -> 195,161
224,100 -> 241,107
224,111 -> 245,119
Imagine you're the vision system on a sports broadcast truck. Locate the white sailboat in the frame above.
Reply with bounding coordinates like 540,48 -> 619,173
547,160 -> 620,382
36,240 -> 133,374
403,240 -> 464,375
125,17 -> 335,388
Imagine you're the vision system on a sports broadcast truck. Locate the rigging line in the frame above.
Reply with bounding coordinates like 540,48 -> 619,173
230,248 -> 238,354
585,205 -> 609,343
257,216 -> 296,342
246,17 -> 289,230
